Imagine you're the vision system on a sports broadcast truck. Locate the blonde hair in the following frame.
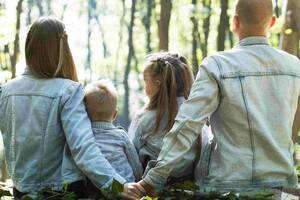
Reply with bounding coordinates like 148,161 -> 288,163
235,0 -> 273,29
144,52 -> 194,131
84,79 -> 117,121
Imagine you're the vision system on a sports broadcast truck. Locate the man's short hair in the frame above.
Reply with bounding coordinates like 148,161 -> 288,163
84,79 -> 117,121
235,0 -> 273,29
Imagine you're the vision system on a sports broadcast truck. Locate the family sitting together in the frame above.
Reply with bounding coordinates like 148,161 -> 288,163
0,0 -> 300,199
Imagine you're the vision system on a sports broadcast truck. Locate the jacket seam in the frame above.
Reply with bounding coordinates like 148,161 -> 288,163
0,94 -> 59,100
209,56 -> 224,100
239,76 -> 256,183
222,71 -> 300,79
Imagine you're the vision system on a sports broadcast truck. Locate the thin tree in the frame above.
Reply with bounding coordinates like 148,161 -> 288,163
26,0 -> 33,25
158,0 -> 172,50
280,0 -> 300,56
114,0 -> 126,84
191,0 -> 199,75
217,0 -> 229,51
11,0 -> 24,78
123,0 -> 136,128
200,0 -> 212,59
143,0 -> 154,53
85,0 -> 94,84
36,0 -> 44,16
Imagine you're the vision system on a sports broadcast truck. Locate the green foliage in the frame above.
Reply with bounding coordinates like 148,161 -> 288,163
0,187 -> 12,198
101,179 -> 124,200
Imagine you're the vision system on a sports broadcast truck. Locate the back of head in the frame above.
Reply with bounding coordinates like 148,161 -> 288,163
235,0 -> 273,31
84,79 -> 117,122
25,17 -> 78,81
145,52 -> 194,131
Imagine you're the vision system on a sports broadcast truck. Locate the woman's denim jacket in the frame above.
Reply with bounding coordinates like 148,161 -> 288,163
0,69 -> 126,192
143,37 -> 300,192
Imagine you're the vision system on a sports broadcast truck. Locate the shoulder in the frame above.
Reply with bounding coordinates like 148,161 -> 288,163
132,110 -> 157,128
128,110 -> 157,138
273,48 -> 300,63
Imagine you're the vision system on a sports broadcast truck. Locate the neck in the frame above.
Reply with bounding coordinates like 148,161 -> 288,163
238,29 -> 267,41
90,117 -> 113,123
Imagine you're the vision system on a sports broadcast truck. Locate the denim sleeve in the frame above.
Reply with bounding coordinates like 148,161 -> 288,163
122,132 -> 143,181
143,57 -> 220,190
60,83 -> 126,189
293,96 -> 300,142
128,115 -> 143,151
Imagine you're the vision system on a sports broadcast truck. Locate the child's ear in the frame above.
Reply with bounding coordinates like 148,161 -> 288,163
113,110 -> 118,121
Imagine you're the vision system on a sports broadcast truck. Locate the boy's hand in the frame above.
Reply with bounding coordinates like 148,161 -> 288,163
138,180 -> 158,197
120,183 -> 146,200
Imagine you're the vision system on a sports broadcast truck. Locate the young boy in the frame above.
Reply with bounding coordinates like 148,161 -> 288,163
84,79 -> 143,183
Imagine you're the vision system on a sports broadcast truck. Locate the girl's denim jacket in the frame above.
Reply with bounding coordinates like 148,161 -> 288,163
143,37 -> 300,192
128,97 -> 199,179
0,69 -> 126,193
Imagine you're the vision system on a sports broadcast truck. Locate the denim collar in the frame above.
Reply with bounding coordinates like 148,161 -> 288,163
22,67 -> 34,76
92,122 -> 115,130
238,36 -> 269,47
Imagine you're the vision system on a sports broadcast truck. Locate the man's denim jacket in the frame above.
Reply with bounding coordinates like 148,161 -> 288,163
0,69 -> 126,192
144,37 -> 300,192
92,122 -> 143,182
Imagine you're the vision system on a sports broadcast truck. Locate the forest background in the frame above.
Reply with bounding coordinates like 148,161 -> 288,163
0,0 -> 299,129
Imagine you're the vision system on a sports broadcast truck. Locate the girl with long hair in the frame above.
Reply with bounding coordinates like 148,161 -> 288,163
129,52 -> 199,181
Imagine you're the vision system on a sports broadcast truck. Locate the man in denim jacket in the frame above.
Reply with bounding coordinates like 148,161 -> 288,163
121,0 -> 300,198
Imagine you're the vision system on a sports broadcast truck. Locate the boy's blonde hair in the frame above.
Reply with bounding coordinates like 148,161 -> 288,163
84,79 -> 117,121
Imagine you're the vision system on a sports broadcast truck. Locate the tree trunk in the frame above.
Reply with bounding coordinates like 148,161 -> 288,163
114,0 -> 126,84
217,0 -> 229,51
280,0 -> 300,56
158,0 -> 172,51
85,0 -> 93,84
191,0 -> 199,75
95,17 -> 108,58
36,0 -> 44,16
11,0 -> 24,79
26,0 -> 33,25
123,0 -> 136,129
144,0 -> 154,53
46,0 -> 52,15
200,0 -> 212,59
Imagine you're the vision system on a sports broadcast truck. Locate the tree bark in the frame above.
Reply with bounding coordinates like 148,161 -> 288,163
158,0 -> 172,51
85,0 -> 93,84
217,0 -> 229,51
280,0 -> 300,56
26,0 -> 33,25
200,0 -> 212,59
114,0 -> 126,84
123,0 -> 136,128
36,0 -> 44,16
191,0 -> 199,75
11,0 -> 24,78
143,0 -> 154,53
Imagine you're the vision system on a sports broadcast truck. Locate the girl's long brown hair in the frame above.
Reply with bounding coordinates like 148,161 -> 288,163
25,17 -> 78,81
145,52 -> 194,132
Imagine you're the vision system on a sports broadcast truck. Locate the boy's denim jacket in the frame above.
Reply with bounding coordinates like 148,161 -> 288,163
92,122 -> 143,182
144,37 -> 300,192
0,69 -> 126,192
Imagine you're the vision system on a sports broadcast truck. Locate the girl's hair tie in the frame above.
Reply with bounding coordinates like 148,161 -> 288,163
60,32 -> 67,39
